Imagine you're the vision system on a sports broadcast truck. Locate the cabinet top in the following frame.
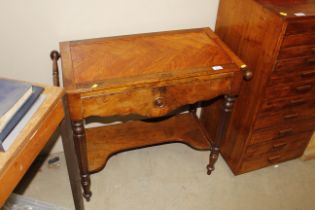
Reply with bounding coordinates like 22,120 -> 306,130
59,28 -> 244,91
256,0 -> 315,18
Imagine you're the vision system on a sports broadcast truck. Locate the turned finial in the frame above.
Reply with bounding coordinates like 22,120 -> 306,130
50,50 -> 61,86
241,64 -> 253,81
50,50 -> 60,60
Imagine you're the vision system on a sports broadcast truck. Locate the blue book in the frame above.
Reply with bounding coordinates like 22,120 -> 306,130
0,85 -> 44,151
0,79 -> 33,132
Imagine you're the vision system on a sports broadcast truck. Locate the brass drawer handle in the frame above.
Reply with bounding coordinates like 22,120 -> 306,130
307,58 -> 315,65
272,143 -> 287,150
268,155 -> 281,163
301,70 -> 315,78
154,97 -> 165,108
295,84 -> 312,92
283,113 -> 299,120
289,99 -> 306,106
278,128 -> 293,137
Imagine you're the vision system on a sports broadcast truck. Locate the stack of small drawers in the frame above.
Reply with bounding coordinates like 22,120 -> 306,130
211,0 -> 315,174
243,18 -> 315,171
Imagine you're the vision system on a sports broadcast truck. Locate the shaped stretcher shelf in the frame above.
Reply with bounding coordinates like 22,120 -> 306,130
86,112 -> 211,173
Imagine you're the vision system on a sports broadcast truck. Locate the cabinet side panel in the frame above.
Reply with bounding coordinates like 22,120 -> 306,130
210,0 -> 286,173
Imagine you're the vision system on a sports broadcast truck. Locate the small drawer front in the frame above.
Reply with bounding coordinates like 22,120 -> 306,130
245,132 -> 312,159
282,32 -> 315,48
264,81 -> 315,100
81,77 -> 232,118
159,78 -> 231,111
270,68 -> 315,85
254,105 -> 315,130
260,96 -> 315,113
240,148 -> 305,173
286,19 -> 315,35
250,118 -> 315,144
278,45 -> 315,59
275,56 -> 315,74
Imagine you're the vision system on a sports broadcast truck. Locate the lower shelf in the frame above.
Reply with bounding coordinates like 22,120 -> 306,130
85,113 -> 211,173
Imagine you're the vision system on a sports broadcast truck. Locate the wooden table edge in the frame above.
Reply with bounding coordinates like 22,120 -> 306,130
0,85 -> 64,207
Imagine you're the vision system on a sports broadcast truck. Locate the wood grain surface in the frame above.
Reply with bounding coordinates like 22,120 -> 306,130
86,113 -> 210,173
60,28 -> 239,89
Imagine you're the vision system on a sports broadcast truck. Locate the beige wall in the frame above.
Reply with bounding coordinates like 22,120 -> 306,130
0,0 -> 220,153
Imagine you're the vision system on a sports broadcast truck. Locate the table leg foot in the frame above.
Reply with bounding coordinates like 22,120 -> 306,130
206,147 -> 219,175
80,174 -> 91,201
81,174 -> 92,201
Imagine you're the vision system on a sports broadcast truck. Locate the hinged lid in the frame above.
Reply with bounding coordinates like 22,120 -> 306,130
59,28 -> 243,91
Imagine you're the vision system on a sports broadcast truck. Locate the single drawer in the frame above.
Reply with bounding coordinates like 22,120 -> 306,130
264,81 -> 315,100
282,32 -> 315,48
240,148 -> 305,173
275,56 -> 315,73
250,118 -> 315,144
278,44 -> 315,59
254,105 -> 315,130
260,96 -> 315,113
270,69 -> 315,85
81,76 -> 232,118
286,19 -> 315,35
245,132 -> 312,159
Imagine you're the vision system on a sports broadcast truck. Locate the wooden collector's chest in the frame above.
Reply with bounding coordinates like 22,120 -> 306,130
202,0 -> 315,174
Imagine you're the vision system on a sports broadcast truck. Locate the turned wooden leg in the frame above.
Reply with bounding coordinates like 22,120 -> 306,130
207,95 -> 235,175
60,99 -> 84,209
72,120 -> 92,201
